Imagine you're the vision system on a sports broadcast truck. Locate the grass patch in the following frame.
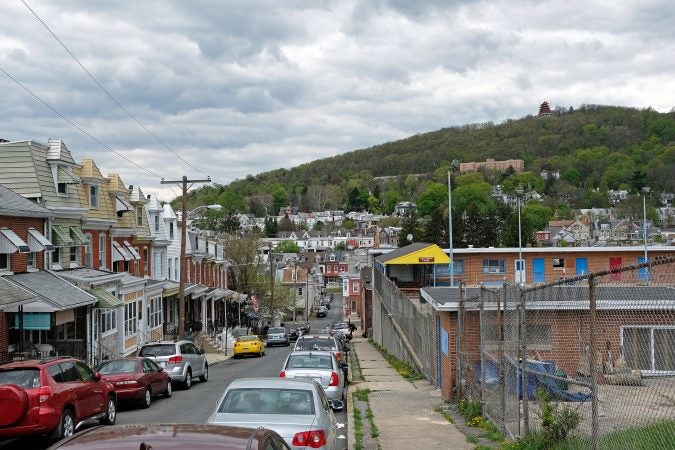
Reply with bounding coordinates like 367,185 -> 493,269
352,405 -> 364,450
354,388 -> 371,402
434,405 -> 455,424
366,407 -> 379,438
369,339 -> 424,382
467,435 -> 480,444
349,344 -> 366,381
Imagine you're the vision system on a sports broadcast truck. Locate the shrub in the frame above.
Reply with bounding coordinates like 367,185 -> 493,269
536,388 -> 581,448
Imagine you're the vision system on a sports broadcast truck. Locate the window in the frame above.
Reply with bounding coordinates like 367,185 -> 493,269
124,301 -> 138,338
149,297 -> 162,328
57,183 -> 67,195
169,222 -> 174,239
352,281 -> 359,293
298,286 -> 303,296
452,259 -> 465,275
154,215 -> 160,232
98,309 -> 117,335
482,259 -> 506,274
0,254 -> 9,271
143,248 -> 149,276
27,252 -> 36,269
553,258 -> 565,268
98,234 -> 106,268
89,185 -> 99,208
52,249 -> 60,265
69,246 -> 78,264
623,326 -> 675,373
136,207 -> 143,226
174,258 -> 179,280
84,233 -> 93,268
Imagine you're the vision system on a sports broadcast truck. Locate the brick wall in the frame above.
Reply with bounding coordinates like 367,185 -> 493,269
0,216 -> 48,272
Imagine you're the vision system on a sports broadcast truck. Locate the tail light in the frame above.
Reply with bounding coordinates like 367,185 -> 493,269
329,371 -> 339,386
279,371 -> 286,378
38,386 -> 52,403
292,430 -> 327,448
168,355 -> 183,364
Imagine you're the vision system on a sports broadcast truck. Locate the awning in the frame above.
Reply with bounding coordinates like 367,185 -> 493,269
115,194 -> 133,214
112,241 -> 133,262
206,288 -> 226,300
91,288 -> 123,308
191,284 -> 209,298
57,166 -> 80,184
0,228 -> 30,253
15,312 -> 52,330
70,226 -> 89,246
124,241 -> 141,260
27,228 -> 55,252
51,225 -> 74,247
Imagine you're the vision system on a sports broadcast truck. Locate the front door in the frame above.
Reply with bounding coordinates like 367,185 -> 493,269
575,258 -> 588,276
533,258 -> 545,283
514,259 -> 525,284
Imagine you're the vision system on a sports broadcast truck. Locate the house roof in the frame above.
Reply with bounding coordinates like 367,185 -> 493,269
0,184 -> 51,218
47,138 -> 77,165
6,270 -> 97,311
0,276 -> 39,310
91,288 -> 124,309
376,242 -> 450,265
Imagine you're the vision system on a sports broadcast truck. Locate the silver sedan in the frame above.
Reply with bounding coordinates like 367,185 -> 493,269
208,378 -> 346,450
279,351 -> 345,401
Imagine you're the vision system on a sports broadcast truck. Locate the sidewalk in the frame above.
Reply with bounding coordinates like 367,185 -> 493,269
347,336 -> 472,450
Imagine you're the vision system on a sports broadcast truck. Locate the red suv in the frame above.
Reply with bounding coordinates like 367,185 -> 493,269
0,356 -> 117,441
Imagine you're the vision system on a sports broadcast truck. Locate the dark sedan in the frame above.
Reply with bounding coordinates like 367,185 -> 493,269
97,357 -> 172,408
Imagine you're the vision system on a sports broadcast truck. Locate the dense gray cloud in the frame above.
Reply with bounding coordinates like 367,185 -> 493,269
1,0 -> 674,201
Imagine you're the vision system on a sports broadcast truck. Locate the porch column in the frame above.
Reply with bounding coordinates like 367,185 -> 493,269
210,297 -> 215,328
201,297 -> 207,331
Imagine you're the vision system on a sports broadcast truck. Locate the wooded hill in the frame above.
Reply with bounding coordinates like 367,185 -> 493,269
177,104 -> 675,218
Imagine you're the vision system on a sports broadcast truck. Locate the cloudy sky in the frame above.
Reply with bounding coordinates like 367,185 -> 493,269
1,0 -> 674,201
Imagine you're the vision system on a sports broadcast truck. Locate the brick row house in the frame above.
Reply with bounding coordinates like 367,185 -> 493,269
0,138 -> 237,364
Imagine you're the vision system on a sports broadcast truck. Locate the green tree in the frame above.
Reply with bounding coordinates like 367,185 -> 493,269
422,205 -> 448,247
278,214 -> 295,232
417,182 -> 448,217
217,188 -> 246,213
275,240 -> 300,253
453,182 -> 495,214
399,211 -> 421,247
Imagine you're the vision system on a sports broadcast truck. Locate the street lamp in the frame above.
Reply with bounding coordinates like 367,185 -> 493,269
447,159 -> 460,286
178,203 -> 222,339
642,187 -> 650,281
516,186 -> 524,284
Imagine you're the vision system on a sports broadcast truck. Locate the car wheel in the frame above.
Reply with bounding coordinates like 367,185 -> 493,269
52,409 -> 75,440
100,396 -> 117,425
183,369 -> 192,389
199,364 -> 208,383
164,381 -> 173,398
142,388 -> 152,408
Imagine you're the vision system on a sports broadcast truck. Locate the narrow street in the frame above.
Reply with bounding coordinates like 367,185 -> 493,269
1,293 -> 349,449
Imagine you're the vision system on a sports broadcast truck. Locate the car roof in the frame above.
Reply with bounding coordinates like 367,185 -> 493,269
0,356 -> 77,369
226,377 -> 318,390
49,424 -> 283,449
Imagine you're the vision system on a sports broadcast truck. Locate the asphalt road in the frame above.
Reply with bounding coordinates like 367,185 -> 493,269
1,293 -> 349,449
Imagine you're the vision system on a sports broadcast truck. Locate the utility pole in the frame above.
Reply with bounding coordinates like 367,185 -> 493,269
269,241 -> 274,326
161,175 -> 211,339
305,269 -> 310,322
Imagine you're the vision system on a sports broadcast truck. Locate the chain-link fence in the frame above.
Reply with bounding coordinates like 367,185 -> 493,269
457,256 -> 675,449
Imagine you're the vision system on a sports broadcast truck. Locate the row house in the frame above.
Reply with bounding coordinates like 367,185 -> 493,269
279,263 -> 322,322
323,250 -> 349,284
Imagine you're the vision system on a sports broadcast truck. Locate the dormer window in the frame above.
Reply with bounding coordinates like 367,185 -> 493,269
57,183 -> 68,195
154,215 -> 160,232
89,185 -> 99,208
136,207 -> 143,226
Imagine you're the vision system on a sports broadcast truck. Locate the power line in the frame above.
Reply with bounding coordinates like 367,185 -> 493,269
20,0 -> 210,178
0,64 -> 169,183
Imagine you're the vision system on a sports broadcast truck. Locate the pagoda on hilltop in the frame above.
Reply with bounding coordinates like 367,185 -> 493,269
538,100 -> 553,117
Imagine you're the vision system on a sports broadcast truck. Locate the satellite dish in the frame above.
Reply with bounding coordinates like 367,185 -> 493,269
407,233 -> 413,242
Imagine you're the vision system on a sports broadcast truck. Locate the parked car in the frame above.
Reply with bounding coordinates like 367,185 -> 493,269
316,306 -> 328,318
266,327 -> 290,347
279,351 -> 346,401
46,423 -> 291,450
330,322 -> 353,340
233,335 -> 266,359
0,356 -> 117,441
97,357 -> 172,408
294,335 -> 347,367
207,378 -> 345,450
293,322 -> 311,335
137,340 -> 208,390
288,327 -> 300,342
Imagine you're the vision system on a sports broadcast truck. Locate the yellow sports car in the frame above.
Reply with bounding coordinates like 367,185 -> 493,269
233,335 -> 266,358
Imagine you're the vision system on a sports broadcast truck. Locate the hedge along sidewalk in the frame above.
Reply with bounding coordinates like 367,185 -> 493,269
349,337 -> 473,450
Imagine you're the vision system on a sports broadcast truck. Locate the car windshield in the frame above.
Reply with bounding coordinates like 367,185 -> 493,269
295,338 -> 336,351
0,368 -> 41,389
238,335 -> 259,342
139,344 -> 176,357
268,328 -> 285,334
287,354 -> 333,370
217,388 -> 315,415
98,360 -> 137,374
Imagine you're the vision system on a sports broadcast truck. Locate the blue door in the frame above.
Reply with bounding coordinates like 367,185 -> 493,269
638,257 -> 650,281
533,258 -> 545,283
576,258 -> 588,276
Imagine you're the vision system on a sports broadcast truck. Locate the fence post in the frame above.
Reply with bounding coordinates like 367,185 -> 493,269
479,286 -> 485,411
499,283 -> 506,434
519,286 -> 529,435
456,282 -> 464,400
589,275 -> 599,450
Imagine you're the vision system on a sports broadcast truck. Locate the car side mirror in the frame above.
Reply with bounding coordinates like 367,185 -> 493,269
329,399 -> 344,412
158,366 -> 164,372
93,372 -> 102,381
